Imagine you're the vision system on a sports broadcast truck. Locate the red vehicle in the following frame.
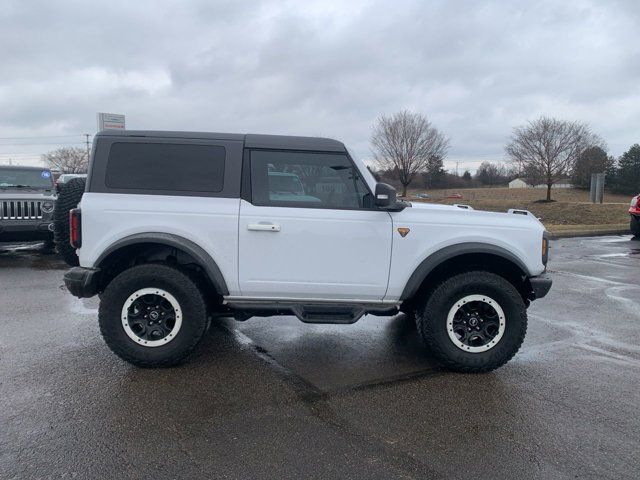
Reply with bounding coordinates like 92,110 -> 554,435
630,194 -> 640,237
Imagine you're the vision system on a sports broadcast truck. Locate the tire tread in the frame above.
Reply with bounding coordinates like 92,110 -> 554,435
99,263 -> 207,367
53,178 -> 86,266
416,270 -> 527,373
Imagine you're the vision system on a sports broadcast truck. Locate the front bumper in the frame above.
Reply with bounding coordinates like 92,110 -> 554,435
528,273 -> 552,299
64,267 -> 101,298
0,221 -> 54,242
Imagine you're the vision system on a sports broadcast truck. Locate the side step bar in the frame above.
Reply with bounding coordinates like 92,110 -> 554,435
225,300 -> 398,324
292,305 -> 366,324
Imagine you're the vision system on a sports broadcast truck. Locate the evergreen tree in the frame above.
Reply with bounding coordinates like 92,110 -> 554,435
572,146 -> 611,189
613,144 -> 640,194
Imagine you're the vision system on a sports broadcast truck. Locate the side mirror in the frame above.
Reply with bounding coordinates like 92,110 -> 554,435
374,183 -> 397,208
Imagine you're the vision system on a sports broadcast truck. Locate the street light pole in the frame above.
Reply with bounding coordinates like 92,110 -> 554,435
84,134 -> 91,159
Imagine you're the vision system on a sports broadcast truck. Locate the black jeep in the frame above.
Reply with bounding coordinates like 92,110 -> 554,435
0,165 -> 56,244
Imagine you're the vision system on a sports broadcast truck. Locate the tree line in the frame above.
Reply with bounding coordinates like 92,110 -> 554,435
371,111 -> 640,200
40,113 -> 640,201
42,146 -> 88,174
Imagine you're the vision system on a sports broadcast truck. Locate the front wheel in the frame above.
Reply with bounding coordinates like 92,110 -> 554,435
99,264 -> 208,367
416,271 -> 527,373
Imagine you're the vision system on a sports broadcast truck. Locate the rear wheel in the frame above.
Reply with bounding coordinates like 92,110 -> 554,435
53,177 -> 86,266
631,215 -> 640,238
416,271 -> 527,373
99,264 -> 208,367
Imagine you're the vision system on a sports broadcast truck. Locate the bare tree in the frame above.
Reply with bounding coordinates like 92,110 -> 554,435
475,161 -> 508,186
42,147 -> 88,174
505,117 -> 601,201
371,110 -> 449,196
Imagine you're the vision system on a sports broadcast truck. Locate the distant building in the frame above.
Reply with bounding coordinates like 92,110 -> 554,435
508,178 -> 529,188
508,178 -> 573,189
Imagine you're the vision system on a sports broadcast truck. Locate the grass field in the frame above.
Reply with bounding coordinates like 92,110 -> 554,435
408,187 -> 632,234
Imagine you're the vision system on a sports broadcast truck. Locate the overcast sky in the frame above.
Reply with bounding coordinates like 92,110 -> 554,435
1,0 -> 638,171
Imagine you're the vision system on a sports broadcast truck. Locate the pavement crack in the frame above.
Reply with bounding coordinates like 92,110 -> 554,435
215,322 -> 443,478
214,322 -> 324,401
302,396 -> 442,479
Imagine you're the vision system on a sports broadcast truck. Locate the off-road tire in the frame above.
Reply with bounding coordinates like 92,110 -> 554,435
416,271 -> 527,373
99,264 -> 208,367
42,235 -> 56,252
53,177 -> 86,266
631,216 -> 640,238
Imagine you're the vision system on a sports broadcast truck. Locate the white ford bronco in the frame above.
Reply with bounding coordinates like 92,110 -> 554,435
63,130 -> 551,371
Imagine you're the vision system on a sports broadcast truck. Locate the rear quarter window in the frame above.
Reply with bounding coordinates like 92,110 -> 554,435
105,142 -> 225,192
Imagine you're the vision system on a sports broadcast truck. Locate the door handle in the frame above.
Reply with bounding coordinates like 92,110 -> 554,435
247,222 -> 281,232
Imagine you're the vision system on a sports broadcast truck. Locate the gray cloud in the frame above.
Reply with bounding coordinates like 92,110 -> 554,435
1,0 -> 639,170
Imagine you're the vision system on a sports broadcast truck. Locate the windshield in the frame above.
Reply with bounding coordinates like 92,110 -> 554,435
346,147 -> 377,191
0,168 -> 54,189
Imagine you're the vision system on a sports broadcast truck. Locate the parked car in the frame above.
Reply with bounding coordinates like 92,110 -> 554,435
55,173 -> 87,193
447,193 -> 463,199
415,193 -> 430,199
61,130 -> 551,372
0,165 -> 56,244
630,194 -> 640,237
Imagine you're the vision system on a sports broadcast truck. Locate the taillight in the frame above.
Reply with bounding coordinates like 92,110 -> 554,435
69,208 -> 82,248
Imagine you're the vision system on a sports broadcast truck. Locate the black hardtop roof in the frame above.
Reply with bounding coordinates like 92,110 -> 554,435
0,164 -> 51,170
96,130 -> 346,152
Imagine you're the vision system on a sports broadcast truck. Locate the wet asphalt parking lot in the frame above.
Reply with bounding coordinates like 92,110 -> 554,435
1,235 -> 639,479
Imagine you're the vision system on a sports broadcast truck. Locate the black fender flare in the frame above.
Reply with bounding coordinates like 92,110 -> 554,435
96,232 -> 229,295
400,242 -> 531,301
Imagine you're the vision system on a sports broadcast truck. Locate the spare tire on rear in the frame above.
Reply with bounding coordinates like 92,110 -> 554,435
54,177 -> 86,266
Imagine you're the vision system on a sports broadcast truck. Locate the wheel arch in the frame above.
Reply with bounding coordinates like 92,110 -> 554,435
95,232 -> 229,297
400,243 -> 532,304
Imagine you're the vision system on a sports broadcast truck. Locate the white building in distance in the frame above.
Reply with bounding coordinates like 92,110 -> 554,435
508,178 -> 573,189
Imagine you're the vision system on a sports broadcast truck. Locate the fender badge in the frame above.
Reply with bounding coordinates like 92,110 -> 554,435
397,227 -> 410,238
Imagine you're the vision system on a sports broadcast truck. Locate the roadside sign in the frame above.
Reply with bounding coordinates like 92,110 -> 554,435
97,113 -> 126,131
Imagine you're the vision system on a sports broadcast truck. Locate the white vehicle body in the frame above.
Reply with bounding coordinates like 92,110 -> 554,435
63,130 -> 552,370
77,193 -> 546,304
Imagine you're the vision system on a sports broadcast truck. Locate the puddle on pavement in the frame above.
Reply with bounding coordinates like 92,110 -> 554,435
0,242 -> 67,270
596,235 -> 634,243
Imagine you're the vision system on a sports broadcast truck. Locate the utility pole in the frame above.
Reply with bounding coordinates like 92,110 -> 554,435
590,173 -> 605,204
84,134 -> 91,159
455,162 -> 459,176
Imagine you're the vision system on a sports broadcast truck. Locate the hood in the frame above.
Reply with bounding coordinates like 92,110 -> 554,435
0,188 -> 56,199
402,201 -> 545,230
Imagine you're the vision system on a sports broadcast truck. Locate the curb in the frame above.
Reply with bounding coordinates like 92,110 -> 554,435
548,229 -> 631,239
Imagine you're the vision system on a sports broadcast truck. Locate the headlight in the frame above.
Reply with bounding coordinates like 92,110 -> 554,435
42,201 -> 55,213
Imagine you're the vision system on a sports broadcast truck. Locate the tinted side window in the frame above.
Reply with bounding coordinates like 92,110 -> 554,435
105,143 -> 225,192
250,150 -> 372,209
